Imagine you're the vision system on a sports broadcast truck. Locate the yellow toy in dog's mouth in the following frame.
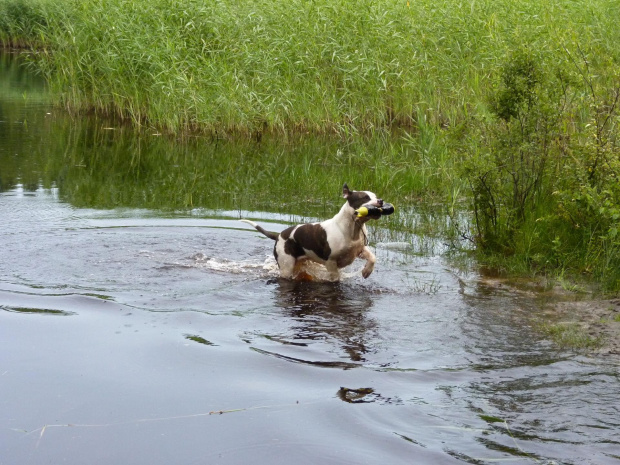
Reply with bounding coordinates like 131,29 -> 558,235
355,203 -> 395,218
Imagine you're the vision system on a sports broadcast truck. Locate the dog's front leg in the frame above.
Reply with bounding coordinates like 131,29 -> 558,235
325,261 -> 341,282
359,246 -> 376,279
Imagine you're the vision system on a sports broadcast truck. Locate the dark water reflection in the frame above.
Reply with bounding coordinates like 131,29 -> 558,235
274,281 -> 376,363
0,53 -> 407,220
1,51 -> 619,465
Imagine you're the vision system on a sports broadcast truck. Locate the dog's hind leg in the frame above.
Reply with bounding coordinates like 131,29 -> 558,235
276,254 -> 297,279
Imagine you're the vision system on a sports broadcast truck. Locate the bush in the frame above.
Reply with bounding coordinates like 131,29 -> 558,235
464,48 -> 566,252
463,45 -> 620,288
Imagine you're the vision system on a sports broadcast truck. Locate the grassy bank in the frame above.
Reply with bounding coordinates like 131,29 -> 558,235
1,0 -> 620,290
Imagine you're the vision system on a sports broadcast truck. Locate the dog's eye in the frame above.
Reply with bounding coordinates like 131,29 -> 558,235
348,192 -> 372,209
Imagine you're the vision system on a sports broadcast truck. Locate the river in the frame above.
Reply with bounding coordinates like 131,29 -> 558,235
1,51 -> 618,465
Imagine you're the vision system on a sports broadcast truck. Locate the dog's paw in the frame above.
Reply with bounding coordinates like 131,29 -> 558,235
361,266 -> 374,279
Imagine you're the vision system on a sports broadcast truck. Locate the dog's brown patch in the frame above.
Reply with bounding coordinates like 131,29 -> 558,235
346,190 -> 372,210
292,223 -> 331,261
280,226 -> 295,240
284,237 -> 305,258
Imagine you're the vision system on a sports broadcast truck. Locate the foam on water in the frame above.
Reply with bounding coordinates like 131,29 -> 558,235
190,252 -> 367,282
192,252 -> 279,276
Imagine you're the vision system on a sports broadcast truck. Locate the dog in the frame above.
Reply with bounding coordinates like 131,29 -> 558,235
241,184 -> 387,280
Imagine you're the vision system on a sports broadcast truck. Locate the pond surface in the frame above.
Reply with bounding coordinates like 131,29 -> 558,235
1,51 -> 619,465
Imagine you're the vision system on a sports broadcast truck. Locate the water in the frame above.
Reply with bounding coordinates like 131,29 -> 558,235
1,51 -> 619,465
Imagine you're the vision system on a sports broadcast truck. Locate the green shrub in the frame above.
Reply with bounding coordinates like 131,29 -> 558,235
464,48 -> 566,252
462,43 -> 620,288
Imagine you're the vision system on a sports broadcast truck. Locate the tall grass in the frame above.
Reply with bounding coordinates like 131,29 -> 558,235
0,0 -> 51,48
1,0 -> 617,136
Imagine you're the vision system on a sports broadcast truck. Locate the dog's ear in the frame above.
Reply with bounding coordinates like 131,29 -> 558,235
342,183 -> 351,198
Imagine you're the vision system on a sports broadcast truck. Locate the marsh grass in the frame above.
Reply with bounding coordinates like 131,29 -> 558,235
0,98 -> 455,244
2,0 -> 618,136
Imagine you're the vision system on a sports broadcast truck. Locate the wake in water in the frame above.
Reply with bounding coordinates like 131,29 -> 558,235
189,252 -> 365,282
191,252 -> 278,277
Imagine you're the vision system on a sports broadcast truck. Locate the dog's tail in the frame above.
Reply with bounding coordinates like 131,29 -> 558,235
239,219 -> 279,241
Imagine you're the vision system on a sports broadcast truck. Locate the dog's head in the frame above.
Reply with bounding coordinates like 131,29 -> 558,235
342,183 -> 385,221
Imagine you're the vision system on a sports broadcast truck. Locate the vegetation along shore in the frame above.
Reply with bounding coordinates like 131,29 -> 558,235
1,0 -> 620,297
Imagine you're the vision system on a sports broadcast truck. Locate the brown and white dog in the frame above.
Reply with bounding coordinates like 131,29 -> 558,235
240,184 -> 386,280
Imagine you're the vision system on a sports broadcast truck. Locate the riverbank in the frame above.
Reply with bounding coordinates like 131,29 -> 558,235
480,275 -> 620,355
545,299 -> 620,356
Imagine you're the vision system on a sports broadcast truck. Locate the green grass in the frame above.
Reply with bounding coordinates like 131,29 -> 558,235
541,322 -> 603,351
1,0 -> 618,136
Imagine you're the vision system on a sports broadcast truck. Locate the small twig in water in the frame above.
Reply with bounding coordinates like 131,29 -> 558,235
502,420 -> 540,464
19,401 -> 306,445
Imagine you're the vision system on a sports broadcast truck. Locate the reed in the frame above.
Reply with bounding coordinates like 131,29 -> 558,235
2,0 -> 617,136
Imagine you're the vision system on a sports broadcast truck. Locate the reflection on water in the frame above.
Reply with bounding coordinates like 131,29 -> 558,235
1,51 -> 620,465
0,51 -> 454,247
274,280 -> 376,363
0,51 -> 344,216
